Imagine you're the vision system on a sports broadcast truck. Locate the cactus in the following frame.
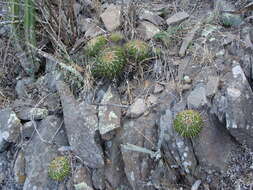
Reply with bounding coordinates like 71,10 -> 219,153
85,35 -> 108,57
124,40 -> 150,61
92,46 -> 125,79
109,32 -> 124,43
173,110 -> 203,138
48,156 -> 71,181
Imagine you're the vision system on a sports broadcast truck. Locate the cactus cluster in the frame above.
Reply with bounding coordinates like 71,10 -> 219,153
173,110 -> 203,138
48,156 -> 71,181
84,33 -> 151,79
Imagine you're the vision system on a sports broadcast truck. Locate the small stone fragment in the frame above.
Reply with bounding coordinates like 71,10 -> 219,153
166,11 -> 189,25
183,75 -> 192,84
191,180 -> 201,190
73,166 -> 93,190
137,21 -> 160,40
153,83 -> 164,94
139,9 -> 164,26
14,150 -> 26,184
100,4 -> 121,31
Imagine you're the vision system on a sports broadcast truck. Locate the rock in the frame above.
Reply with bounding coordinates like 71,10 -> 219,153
166,11 -> 189,25
160,109 -> 197,182
191,180 -> 201,190
15,107 -> 48,121
126,98 -> 146,118
192,113 -> 236,172
120,114 -> 158,190
21,122 -> 34,140
153,83 -> 164,94
73,166 -> 93,190
182,84 -> 192,91
139,9 -> 164,26
92,168 -> 105,190
220,13 -> 243,27
13,150 -> 26,184
0,108 -> 22,152
98,86 -> 121,140
250,29 -> 253,43
23,116 -> 69,190
78,17 -> 93,33
187,85 -> 208,109
100,4 -> 121,31
137,21 -> 160,40
15,77 -> 34,98
104,138 -> 131,189
56,81 -> 104,168
225,64 -> 253,149
85,25 -> 105,38
206,76 -> 220,98
183,75 -> 192,84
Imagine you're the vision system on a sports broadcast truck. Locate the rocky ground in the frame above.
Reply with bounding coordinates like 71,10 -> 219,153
1,0 -> 253,189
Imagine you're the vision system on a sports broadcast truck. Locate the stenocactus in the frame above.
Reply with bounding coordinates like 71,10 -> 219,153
48,156 -> 71,181
173,110 -> 203,137
109,32 -> 125,44
92,46 -> 125,79
124,40 -> 150,62
85,35 -> 108,57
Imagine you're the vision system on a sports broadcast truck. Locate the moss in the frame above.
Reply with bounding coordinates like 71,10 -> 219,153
124,40 -> 150,61
109,32 -> 124,43
92,46 -> 125,79
173,110 -> 203,138
85,35 -> 108,57
48,156 -> 71,181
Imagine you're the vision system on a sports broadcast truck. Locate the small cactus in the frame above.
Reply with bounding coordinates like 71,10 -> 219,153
85,35 -> 108,57
124,40 -> 150,61
173,110 -> 203,138
48,156 -> 71,181
109,32 -> 124,43
92,46 -> 125,79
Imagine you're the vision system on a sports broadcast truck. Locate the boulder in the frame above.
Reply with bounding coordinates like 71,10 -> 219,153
100,4 -> 121,31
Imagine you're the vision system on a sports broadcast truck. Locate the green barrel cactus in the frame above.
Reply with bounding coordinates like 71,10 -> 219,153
173,110 -> 203,138
48,156 -> 71,181
109,32 -> 124,43
124,40 -> 150,61
92,46 -> 125,79
85,35 -> 108,57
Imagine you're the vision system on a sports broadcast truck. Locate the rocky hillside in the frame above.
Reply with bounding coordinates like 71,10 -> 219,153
0,0 -> 253,189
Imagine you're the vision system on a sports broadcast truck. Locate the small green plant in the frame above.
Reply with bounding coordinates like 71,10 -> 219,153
124,40 -> 150,62
85,35 -> 108,57
48,156 -> 71,181
109,32 -> 124,43
92,46 -> 125,79
173,110 -> 203,138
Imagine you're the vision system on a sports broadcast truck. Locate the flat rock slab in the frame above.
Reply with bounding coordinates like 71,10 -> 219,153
126,98 -> 147,118
23,116 -> 68,190
98,86 -> 121,140
120,113 -> 158,190
192,113 -> 236,172
0,108 -> 22,152
225,64 -> 253,150
166,11 -> 189,25
100,4 -> 121,31
137,21 -> 160,40
187,85 -> 208,109
56,81 -> 104,168
139,9 -> 164,26
206,76 -> 220,98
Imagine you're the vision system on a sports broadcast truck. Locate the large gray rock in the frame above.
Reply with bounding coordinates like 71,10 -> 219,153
206,76 -> 220,98
15,107 -> 48,121
23,116 -> 68,190
73,166 -> 94,190
100,4 -> 121,31
0,108 -> 22,152
126,98 -> 146,118
137,21 -> 160,40
56,81 -> 104,168
225,64 -> 253,149
98,86 -> 121,140
120,113 -> 158,190
192,113 -> 236,172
